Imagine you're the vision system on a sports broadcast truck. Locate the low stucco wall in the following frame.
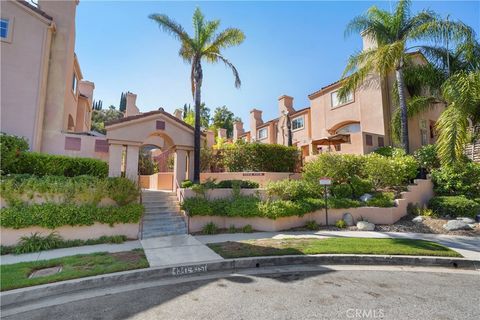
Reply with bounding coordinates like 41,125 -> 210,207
139,173 -> 174,190
200,172 -> 300,187
188,179 -> 434,232
1,223 -> 140,246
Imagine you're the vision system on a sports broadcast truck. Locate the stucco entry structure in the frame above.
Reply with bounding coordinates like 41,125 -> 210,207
105,109 -> 202,190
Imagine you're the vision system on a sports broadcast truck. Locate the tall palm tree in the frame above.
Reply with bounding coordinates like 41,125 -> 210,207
337,0 -> 472,153
150,8 -> 245,182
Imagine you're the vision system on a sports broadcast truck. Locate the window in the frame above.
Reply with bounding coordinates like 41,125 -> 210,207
72,73 -> 77,93
335,123 -> 360,134
258,128 -> 267,140
331,90 -> 353,108
291,116 -> 304,130
365,134 -> 373,146
0,19 -> 9,39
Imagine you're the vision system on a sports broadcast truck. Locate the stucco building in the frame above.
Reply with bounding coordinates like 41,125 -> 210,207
235,33 -> 444,158
0,0 -> 108,160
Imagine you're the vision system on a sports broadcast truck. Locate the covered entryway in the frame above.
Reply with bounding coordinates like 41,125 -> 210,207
105,109 -> 202,191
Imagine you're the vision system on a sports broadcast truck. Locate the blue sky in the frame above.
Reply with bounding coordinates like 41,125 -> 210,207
76,0 -> 480,130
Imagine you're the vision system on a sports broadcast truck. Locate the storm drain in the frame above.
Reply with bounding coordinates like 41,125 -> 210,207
29,266 -> 62,278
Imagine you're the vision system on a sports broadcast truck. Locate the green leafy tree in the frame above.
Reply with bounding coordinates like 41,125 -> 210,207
182,103 -> 210,128
91,105 -> 124,134
338,0 -> 472,153
150,8 -> 245,182
212,105 -> 239,138
119,92 -> 127,113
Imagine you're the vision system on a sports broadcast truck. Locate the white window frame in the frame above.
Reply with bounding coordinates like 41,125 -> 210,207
331,90 -> 353,108
291,116 -> 305,131
0,17 -> 14,43
257,128 -> 268,140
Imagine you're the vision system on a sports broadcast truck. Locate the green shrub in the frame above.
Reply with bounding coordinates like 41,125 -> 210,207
328,198 -> 361,209
181,197 -> 213,216
181,180 -> 194,188
414,144 -> 440,172
0,133 -> 29,173
428,196 -> 480,218
7,152 -> 108,177
374,146 -> 406,157
216,180 -> 259,189
364,153 -> 418,190
365,192 -> 395,207
0,203 -> 143,229
330,177 -> 373,199
431,162 -> 480,198
226,196 -> 261,217
15,232 -> 63,254
303,153 -> 365,185
202,222 -> 218,235
335,219 -> 347,229
305,220 -> 319,230
228,225 -> 236,233
222,142 -> 300,172
266,179 -> 321,201
1,174 -> 138,206
242,224 -> 253,233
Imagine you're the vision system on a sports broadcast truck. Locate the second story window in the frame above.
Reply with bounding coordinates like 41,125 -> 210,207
292,116 -> 304,130
72,73 -> 78,93
0,18 -> 10,39
258,128 -> 268,140
331,90 -> 353,108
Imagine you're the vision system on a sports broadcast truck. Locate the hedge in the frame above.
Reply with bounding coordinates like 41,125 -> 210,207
428,196 -> 480,218
1,174 -> 139,206
0,203 -> 144,229
0,133 -> 29,173
221,142 -> 300,172
431,162 -> 480,198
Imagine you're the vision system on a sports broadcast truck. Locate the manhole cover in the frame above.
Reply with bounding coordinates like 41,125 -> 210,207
29,266 -> 62,278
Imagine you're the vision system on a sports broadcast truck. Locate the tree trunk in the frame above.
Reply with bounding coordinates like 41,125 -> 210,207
193,61 -> 203,183
396,67 -> 410,153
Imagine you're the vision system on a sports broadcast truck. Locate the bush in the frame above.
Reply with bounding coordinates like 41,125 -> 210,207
431,162 -> 480,198
303,153 -> 365,185
335,219 -> 347,228
15,232 -> 63,254
227,225 -> 236,233
0,203 -> 143,229
1,174 -> 139,206
305,220 -> 319,230
365,192 -> 395,207
414,144 -> 440,172
374,146 -> 406,157
181,180 -> 194,188
222,142 -> 300,172
0,133 -> 29,173
7,152 -> 108,177
266,179 -> 321,201
202,222 -> 218,235
242,224 -> 253,233
330,177 -> 373,199
216,180 -> 259,189
363,153 -> 418,190
428,196 -> 480,218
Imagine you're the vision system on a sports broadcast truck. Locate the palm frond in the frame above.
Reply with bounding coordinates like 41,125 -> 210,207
410,17 -> 475,45
193,8 -> 205,43
205,53 -> 241,88
206,28 -> 245,53
149,14 -> 195,48
436,105 -> 469,165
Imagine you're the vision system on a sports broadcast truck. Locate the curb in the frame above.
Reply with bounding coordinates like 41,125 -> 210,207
1,255 -> 478,309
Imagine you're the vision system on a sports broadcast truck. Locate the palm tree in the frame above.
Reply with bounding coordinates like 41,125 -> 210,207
150,8 -> 245,182
338,0 -> 472,153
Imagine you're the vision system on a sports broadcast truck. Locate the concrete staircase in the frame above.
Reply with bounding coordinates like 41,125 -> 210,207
141,190 -> 187,239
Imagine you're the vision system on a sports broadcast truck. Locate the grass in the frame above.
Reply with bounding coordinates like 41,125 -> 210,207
207,238 -> 462,259
0,249 -> 149,291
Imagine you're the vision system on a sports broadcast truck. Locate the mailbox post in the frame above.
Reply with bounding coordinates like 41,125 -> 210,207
319,177 -> 332,226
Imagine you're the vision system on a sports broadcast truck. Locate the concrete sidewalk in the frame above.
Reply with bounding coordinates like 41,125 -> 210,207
194,231 -> 480,261
0,241 -> 142,265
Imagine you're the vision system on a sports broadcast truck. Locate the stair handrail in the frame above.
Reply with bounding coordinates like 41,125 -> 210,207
175,179 -> 189,233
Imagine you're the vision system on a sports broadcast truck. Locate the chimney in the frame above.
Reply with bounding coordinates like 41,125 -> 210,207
217,128 -> 227,140
278,95 -> 295,116
206,129 -> 215,147
125,92 -> 140,117
173,109 -> 183,119
250,109 -> 263,141
78,81 -> 95,106
361,30 -> 377,51
233,120 -> 244,141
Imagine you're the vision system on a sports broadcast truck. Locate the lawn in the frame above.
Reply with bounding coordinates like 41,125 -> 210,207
0,249 -> 149,291
207,238 -> 462,259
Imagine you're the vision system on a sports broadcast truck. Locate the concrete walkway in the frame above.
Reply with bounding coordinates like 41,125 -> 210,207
0,241 -> 142,265
195,231 -> 480,261
140,235 -> 223,267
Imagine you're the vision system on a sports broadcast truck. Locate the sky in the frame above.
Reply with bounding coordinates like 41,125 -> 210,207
75,0 -> 480,130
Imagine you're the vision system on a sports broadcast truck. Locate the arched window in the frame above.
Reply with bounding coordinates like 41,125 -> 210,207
335,123 -> 360,134
67,114 -> 75,131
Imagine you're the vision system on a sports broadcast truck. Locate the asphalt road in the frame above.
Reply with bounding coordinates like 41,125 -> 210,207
3,267 -> 479,320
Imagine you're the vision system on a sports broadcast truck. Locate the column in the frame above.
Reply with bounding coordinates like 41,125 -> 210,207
174,149 -> 187,190
108,144 -> 123,177
187,150 -> 194,181
125,145 -> 140,181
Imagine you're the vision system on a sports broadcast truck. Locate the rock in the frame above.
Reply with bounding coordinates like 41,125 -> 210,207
357,221 -> 375,231
412,216 -> 424,223
359,193 -> 373,202
468,224 -> 477,229
457,217 -> 475,224
443,220 -> 472,231
342,212 -> 354,226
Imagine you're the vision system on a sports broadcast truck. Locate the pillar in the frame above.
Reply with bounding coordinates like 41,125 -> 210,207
187,150 -> 194,181
125,145 -> 139,180
174,149 -> 187,189
108,144 -> 123,177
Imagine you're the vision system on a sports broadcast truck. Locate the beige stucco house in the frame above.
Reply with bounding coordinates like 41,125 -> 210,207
0,0 -> 108,160
235,33 -> 444,158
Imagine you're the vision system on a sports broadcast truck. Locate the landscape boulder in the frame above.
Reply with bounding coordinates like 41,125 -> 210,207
412,216 -> 424,223
359,193 -> 373,202
443,220 -> 472,231
457,217 -> 475,224
357,221 -> 375,231
342,212 -> 354,226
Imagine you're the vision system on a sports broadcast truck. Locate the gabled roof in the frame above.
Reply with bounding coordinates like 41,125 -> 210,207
17,1 -> 53,21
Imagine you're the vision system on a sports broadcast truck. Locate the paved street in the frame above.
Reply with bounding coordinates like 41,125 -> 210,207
4,266 -> 479,320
